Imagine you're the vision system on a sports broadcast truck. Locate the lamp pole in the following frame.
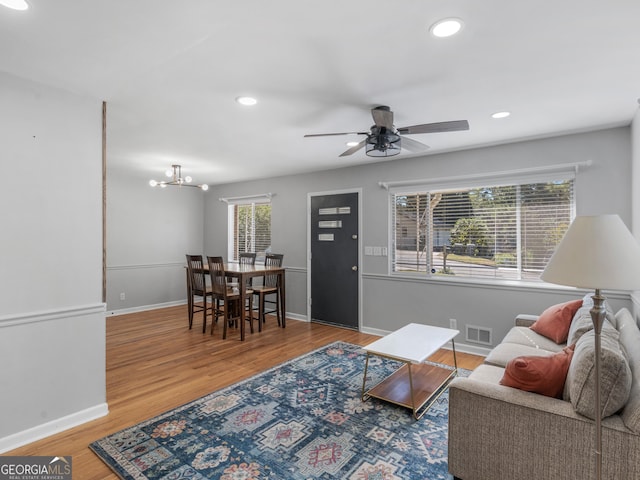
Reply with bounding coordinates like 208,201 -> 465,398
590,289 -> 606,480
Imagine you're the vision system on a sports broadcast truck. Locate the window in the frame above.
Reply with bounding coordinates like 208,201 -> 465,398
391,178 -> 575,281
227,201 -> 271,262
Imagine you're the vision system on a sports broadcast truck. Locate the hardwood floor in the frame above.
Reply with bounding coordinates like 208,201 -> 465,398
6,305 -> 484,479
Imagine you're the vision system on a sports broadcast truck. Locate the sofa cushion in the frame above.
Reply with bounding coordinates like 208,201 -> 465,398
485,342 -> 556,368
501,327 -> 566,352
530,299 -> 583,344
567,305 -> 616,346
500,345 -> 575,398
616,308 -> 640,433
564,320 -> 632,419
580,294 -> 617,329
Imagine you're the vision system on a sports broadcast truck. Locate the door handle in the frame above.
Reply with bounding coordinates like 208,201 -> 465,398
352,266 -> 358,271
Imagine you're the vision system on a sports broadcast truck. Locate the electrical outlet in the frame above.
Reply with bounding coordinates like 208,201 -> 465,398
449,318 -> 457,330
120,292 -> 126,301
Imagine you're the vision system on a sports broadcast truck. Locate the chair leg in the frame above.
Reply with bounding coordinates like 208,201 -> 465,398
249,296 -> 256,333
187,295 -> 193,329
258,292 -> 265,327
222,307 -> 228,339
202,298 -> 208,334
275,291 -> 281,327
254,296 -> 262,333
247,298 -> 254,334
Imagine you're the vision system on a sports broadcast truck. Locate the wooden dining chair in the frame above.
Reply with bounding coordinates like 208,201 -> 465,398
252,253 -> 284,330
238,252 -> 256,287
239,252 -> 256,265
185,254 -> 213,333
207,256 -> 255,339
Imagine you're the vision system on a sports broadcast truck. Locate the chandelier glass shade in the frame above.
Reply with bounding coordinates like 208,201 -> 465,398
149,165 -> 209,191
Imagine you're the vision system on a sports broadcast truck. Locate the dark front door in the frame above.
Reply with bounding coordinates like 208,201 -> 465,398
310,192 -> 359,329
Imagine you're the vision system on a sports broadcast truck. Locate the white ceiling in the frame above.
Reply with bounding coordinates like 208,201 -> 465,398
2,1 -> 640,186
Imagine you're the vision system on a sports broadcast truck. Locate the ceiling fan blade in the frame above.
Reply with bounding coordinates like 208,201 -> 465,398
401,136 -> 430,153
304,131 -> 368,138
339,139 -> 366,157
371,106 -> 394,129
398,120 -> 469,135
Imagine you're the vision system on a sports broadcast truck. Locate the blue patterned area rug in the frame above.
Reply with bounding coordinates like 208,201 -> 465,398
90,341 -> 465,480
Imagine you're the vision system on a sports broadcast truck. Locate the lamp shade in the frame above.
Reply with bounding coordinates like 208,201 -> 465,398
541,214 -> 640,290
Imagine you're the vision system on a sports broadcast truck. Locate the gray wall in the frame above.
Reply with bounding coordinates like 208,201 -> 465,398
0,73 -> 105,451
106,170 -> 204,311
632,109 -> 640,316
633,108 -> 640,238
105,126 -> 634,354
203,127 -> 633,352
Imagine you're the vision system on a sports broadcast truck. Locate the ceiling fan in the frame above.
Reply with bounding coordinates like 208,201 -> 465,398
304,105 -> 469,158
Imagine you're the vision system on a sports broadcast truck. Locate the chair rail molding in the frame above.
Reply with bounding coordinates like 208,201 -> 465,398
0,303 -> 106,329
107,262 -> 185,271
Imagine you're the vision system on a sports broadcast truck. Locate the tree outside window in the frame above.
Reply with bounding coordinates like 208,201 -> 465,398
392,180 -> 574,281
232,203 -> 271,261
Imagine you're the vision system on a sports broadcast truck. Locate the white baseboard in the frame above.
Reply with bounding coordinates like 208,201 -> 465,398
285,312 -> 308,322
360,326 -> 389,337
107,300 -> 186,316
0,403 -> 109,454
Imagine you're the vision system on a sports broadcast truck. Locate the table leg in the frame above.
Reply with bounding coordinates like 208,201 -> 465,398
239,273 -> 246,341
186,268 -> 193,329
279,270 -> 286,328
361,352 -> 371,401
408,363 -> 416,418
452,339 -> 458,373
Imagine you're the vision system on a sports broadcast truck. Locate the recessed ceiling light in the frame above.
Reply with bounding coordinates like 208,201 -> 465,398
236,96 -> 257,106
491,111 -> 511,119
430,18 -> 463,38
0,0 -> 29,10
346,141 -> 360,147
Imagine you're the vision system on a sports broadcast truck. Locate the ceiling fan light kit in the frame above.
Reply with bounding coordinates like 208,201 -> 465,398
149,165 -> 209,191
304,105 -> 469,158
365,128 -> 401,157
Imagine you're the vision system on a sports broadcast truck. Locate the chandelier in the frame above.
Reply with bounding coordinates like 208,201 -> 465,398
149,165 -> 209,191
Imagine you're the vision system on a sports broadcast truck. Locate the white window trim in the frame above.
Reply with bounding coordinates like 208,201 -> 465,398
224,195 -> 273,262
380,161 -> 586,194
219,193 -> 273,205
386,164 -> 580,281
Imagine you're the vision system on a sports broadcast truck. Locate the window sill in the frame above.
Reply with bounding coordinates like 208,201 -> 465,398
363,271 -> 630,300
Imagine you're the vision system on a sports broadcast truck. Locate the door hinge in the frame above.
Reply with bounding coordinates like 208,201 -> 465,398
308,297 -> 312,306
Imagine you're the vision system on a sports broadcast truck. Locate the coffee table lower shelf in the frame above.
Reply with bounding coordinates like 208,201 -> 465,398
362,361 -> 456,419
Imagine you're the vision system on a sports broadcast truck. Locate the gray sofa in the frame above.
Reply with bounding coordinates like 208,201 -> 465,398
448,302 -> 640,480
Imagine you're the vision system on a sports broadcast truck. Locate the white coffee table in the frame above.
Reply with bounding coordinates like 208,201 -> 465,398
361,323 -> 459,419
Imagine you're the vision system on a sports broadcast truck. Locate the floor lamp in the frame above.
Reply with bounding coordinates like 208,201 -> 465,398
541,214 -> 640,480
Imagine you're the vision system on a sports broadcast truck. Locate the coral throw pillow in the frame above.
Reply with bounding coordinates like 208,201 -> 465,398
500,345 -> 575,398
530,299 -> 583,344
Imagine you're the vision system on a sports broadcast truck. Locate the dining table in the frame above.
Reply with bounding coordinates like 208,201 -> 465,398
223,262 -> 286,340
187,262 -> 286,341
